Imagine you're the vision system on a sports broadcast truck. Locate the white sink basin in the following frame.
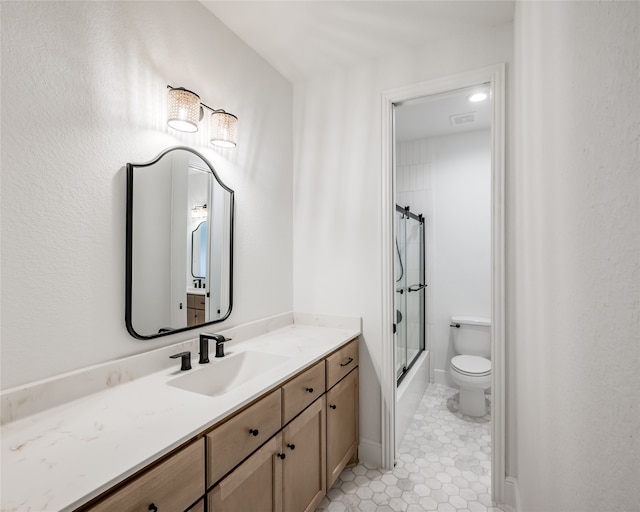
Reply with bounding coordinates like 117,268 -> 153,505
168,351 -> 288,397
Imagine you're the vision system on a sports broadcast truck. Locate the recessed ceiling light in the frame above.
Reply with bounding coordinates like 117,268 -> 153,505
468,92 -> 488,103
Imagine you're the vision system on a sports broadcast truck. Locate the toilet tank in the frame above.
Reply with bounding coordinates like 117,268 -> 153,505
451,316 -> 491,358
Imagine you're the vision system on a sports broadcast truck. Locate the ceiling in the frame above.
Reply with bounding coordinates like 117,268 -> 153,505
395,84 -> 492,141
200,1 -> 515,83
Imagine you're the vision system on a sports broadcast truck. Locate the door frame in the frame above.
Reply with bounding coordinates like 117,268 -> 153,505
380,63 -> 506,503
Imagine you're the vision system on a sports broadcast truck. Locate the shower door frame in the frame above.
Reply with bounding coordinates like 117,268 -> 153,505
395,204 -> 426,386
380,63 -> 507,506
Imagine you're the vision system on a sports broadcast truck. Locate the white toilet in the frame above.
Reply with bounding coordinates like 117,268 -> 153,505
449,316 -> 491,417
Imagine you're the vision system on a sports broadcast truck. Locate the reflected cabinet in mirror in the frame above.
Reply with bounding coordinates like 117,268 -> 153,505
126,147 -> 234,339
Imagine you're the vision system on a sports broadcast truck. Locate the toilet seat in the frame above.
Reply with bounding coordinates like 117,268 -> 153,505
451,355 -> 491,377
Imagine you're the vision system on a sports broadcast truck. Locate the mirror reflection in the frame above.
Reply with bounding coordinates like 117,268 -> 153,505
126,147 -> 234,339
192,221 -> 207,279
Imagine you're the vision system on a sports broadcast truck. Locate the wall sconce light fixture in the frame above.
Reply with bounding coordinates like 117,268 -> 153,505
167,85 -> 238,148
210,111 -> 238,149
167,87 -> 201,132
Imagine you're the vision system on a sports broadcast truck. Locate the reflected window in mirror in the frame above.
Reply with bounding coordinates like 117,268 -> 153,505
125,147 -> 234,339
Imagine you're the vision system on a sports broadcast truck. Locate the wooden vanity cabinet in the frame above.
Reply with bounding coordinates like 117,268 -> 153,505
78,337 -> 359,512
208,435 -> 283,512
189,499 -> 205,512
326,367 -> 359,488
187,293 -> 206,326
206,338 -> 357,511
209,397 -> 327,512
82,438 -> 205,512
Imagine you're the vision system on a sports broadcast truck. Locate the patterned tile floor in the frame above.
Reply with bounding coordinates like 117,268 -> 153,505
316,384 -> 504,512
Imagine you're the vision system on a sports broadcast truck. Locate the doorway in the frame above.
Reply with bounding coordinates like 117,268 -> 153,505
380,64 -> 506,504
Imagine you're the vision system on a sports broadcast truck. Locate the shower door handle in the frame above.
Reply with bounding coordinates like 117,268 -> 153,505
407,283 -> 427,292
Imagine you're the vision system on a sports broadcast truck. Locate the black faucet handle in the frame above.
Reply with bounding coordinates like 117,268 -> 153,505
170,351 -> 192,371
199,333 -> 231,359
215,338 -> 226,358
198,334 -> 211,364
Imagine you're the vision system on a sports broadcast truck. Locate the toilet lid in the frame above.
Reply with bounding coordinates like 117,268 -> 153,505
451,355 -> 491,376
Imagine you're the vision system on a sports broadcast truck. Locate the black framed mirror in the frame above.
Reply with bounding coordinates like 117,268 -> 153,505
125,147 -> 234,339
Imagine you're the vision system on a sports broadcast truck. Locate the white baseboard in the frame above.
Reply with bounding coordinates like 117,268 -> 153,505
358,437 -> 382,468
434,368 -> 452,386
503,476 -> 521,512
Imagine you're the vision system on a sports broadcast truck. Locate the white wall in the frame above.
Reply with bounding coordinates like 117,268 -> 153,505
432,130 -> 491,381
1,1 -> 293,389
293,23 -> 513,465
398,130 -> 491,383
513,2 -> 639,509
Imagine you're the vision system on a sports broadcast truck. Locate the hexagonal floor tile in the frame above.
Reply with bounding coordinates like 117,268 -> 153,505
320,384 -> 506,512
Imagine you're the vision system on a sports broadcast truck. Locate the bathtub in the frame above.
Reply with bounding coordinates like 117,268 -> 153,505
395,349 -> 430,448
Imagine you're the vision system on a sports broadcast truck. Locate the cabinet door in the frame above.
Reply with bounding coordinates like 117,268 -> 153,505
188,498 -> 205,512
326,368 -> 359,489
208,434 -> 283,512
187,307 -> 197,326
282,396 -> 326,512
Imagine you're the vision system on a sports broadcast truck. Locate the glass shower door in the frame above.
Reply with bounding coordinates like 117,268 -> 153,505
405,215 -> 425,368
395,209 -> 407,380
394,205 -> 425,384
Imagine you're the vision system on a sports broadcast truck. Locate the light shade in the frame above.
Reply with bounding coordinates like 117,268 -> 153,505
167,88 -> 201,133
210,111 -> 238,148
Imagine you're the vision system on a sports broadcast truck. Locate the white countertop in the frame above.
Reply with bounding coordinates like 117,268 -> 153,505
0,313 -> 360,511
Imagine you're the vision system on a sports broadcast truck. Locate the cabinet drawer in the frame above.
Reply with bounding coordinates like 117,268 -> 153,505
85,439 -> 205,512
206,389 -> 281,487
187,294 -> 196,308
281,361 -> 325,425
325,338 -> 359,390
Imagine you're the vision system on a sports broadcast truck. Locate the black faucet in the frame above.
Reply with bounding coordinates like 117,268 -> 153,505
170,351 -> 192,371
199,333 -> 230,362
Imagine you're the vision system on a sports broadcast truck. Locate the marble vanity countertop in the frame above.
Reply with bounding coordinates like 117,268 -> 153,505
0,313 -> 360,512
